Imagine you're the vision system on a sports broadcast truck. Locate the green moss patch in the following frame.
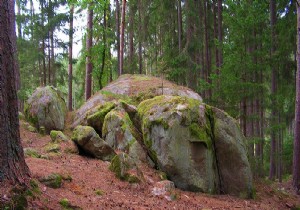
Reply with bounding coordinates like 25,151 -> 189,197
87,102 -> 116,134
39,173 -> 63,189
189,123 -> 212,149
109,154 -> 140,183
24,148 -> 41,158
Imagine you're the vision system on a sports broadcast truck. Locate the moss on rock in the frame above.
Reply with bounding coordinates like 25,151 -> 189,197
87,102 -> 116,134
50,130 -> 68,142
44,143 -> 61,153
109,153 -> 141,183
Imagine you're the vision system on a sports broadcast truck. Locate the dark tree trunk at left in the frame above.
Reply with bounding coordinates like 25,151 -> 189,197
0,0 -> 30,186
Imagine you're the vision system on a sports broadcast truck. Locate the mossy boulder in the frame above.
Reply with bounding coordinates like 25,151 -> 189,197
86,102 -> 116,135
50,130 -> 68,142
102,74 -> 203,103
72,125 -> 116,161
138,95 -> 217,192
109,153 -> 142,183
24,86 -> 67,133
137,95 -> 253,197
212,107 -> 253,198
44,143 -> 61,153
102,108 -> 135,150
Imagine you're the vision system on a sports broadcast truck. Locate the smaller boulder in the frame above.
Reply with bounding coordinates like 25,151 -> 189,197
109,153 -> 143,183
72,126 -> 116,161
44,143 -> 61,153
27,125 -> 37,133
50,130 -> 68,142
102,109 -> 136,151
152,180 -> 175,196
24,86 -> 67,133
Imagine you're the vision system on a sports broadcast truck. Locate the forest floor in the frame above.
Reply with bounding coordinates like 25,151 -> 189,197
9,117 -> 300,209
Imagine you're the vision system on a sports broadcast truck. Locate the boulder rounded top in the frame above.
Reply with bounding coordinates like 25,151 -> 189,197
103,74 -> 202,102
25,86 -> 67,133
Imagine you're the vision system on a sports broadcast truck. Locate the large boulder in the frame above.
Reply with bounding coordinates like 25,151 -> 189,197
72,74 -> 202,128
25,86 -> 67,133
138,95 -> 218,193
102,74 -> 203,102
212,107 -> 253,198
72,126 -> 116,161
72,75 -> 253,198
137,95 -> 253,197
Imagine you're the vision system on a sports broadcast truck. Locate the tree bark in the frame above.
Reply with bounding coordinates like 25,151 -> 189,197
293,0 -> 300,193
177,0 -> 182,52
99,3 -> 107,89
119,0 -> 126,76
115,0 -> 120,76
85,4 -> 93,101
0,0 -> 30,186
217,0 -> 223,68
269,0 -> 277,180
204,0 -> 212,99
68,4 -> 74,111
138,0 -> 142,74
129,1 -> 135,73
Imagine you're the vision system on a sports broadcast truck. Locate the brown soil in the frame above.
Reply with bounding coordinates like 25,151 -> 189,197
3,119 -> 300,210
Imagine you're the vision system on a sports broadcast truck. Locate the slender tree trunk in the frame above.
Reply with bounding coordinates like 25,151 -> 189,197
85,4 -> 93,101
138,0 -> 142,74
16,0 -> 22,38
129,1 -> 135,73
40,0 -> 46,86
293,0 -> 300,193
0,0 -> 30,186
217,0 -> 223,68
269,0 -> 277,180
68,5 -> 74,111
119,0 -> 126,76
99,3 -> 107,89
204,0 -> 212,99
48,34 -> 51,84
50,29 -> 55,86
115,0 -> 120,75
177,0 -> 182,52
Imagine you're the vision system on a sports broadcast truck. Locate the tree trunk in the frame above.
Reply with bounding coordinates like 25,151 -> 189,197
115,0 -> 120,76
0,0 -> 30,186
16,0 -> 22,38
269,0 -> 277,180
85,4 -> 93,101
138,0 -> 142,74
68,4 -> 74,111
293,0 -> 300,193
177,0 -> 182,52
119,0 -> 126,76
204,0 -> 212,99
217,0 -> 223,68
9,0 -> 21,110
99,3 -> 107,89
129,1 -> 135,73
48,33 -> 51,84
